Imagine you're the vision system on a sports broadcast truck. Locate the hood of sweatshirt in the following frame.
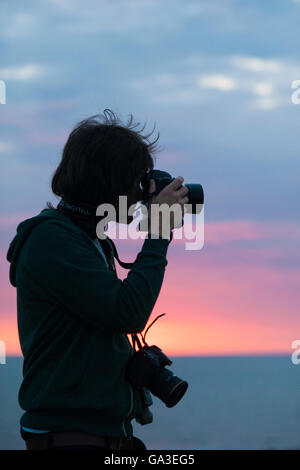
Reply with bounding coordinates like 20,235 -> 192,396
6,209 -> 72,288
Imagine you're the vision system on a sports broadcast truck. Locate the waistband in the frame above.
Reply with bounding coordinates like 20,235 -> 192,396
21,429 -> 137,450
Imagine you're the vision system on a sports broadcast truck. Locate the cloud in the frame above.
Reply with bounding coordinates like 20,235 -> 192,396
2,217 -> 300,355
168,219 -> 300,251
229,55 -> 300,108
0,141 -> 16,153
252,82 -> 273,97
204,220 -> 300,245
252,97 -> 280,110
0,64 -> 45,80
196,74 -> 237,91
231,56 -> 282,73
250,83 -> 280,110
0,13 -> 37,39
128,53 -> 300,110
42,0 -> 186,38
110,218 -> 300,355
0,213 -> 34,227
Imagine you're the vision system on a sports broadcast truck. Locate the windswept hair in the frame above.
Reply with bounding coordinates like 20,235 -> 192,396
47,109 -> 162,208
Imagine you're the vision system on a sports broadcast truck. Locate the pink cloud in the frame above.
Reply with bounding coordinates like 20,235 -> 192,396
0,213 -> 34,227
1,217 -> 299,355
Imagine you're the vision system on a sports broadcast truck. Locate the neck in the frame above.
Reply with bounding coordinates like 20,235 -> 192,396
57,198 -> 104,239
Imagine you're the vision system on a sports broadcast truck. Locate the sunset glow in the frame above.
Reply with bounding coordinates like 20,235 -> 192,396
2,217 -> 299,357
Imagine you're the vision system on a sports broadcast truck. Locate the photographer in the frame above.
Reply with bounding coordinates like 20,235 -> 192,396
6,109 -> 189,450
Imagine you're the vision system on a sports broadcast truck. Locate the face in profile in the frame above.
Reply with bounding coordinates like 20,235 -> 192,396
115,176 -> 144,225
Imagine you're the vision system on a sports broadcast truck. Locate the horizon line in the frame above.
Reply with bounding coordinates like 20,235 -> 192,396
4,352 -> 293,359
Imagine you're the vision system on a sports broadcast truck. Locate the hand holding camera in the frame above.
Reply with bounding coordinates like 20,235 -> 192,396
139,169 -> 204,239
147,176 -> 189,238
141,176 -> 188,239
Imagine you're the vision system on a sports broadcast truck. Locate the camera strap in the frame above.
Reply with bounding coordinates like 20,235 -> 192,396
56,198 -> 172,270
104,233 -> 173,270
104,237 -> 136,269
130,313 -> 166,352
131,333 -> 144,352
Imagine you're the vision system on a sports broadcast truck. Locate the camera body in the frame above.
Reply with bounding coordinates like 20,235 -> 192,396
126,343 -> 188,420
140,169 -> 204,214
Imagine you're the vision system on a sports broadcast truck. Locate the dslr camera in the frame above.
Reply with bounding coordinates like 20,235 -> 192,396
126,315 -> 188,425
140,169 -> 204,213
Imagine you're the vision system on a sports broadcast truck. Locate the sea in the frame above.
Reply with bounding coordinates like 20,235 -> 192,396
1,356 -> 299,450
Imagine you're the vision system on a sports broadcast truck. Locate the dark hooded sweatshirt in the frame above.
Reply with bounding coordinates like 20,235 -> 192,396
6,208 -> 170,438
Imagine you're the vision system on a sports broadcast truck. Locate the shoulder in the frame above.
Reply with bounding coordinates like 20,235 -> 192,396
30,209 -> 87,237
27,214 -> 94,255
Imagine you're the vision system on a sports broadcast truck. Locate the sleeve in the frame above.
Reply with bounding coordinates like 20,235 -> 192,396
26,221 -> 170,334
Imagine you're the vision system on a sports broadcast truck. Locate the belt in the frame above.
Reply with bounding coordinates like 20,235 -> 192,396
25,431 -> 132,450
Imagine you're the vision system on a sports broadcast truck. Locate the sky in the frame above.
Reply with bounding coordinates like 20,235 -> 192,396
0,0 -> 299,356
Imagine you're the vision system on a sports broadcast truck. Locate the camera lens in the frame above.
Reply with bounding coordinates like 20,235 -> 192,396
150,368 -> 188,408
165,379 -> 188,408
185,183 -> 204,214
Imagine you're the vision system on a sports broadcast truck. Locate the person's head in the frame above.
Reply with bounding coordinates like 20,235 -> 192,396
49,109 -> 162,223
